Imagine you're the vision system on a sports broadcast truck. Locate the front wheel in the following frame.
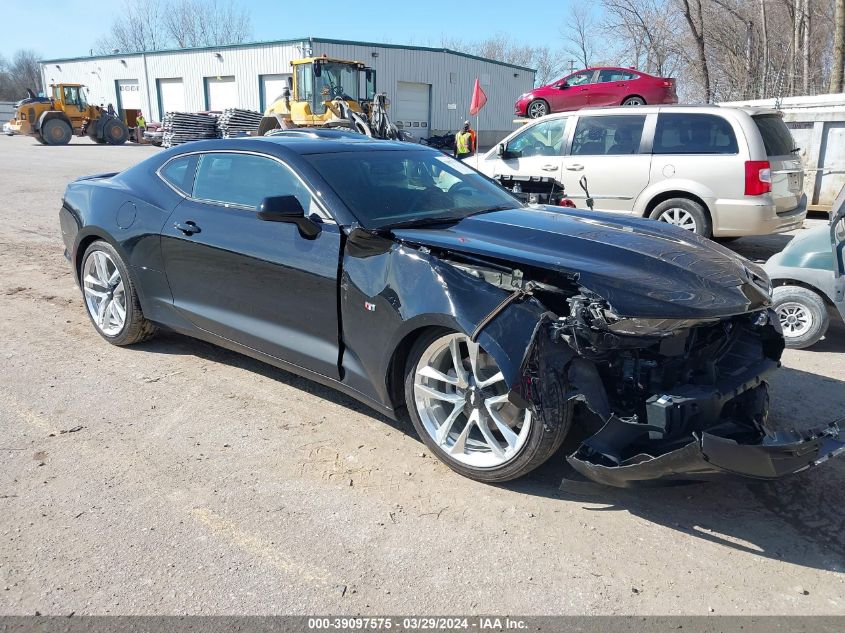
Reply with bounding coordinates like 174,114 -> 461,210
526,99 -> 549,119
103,119 -> 129,145
622,96 -> 646,106
80,241 -> 157,346
404,330 -> 573,482
772,285 -> 829,349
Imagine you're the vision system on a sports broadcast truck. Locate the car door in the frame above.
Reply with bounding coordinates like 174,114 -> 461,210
160,150 -> 342,379
549,70 -> 595,111
563,114 -> 651,213
487,117 -> 570,185
590,70 -> 640,107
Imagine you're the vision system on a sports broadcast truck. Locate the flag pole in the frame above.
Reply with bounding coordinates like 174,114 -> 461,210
475,112 -> 480,170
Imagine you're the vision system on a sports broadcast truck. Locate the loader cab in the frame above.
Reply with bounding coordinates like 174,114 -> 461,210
52,84 -> 91,120
291,57 -> 375,117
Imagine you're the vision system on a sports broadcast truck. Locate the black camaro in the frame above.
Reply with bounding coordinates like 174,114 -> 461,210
59,135 -> 844,486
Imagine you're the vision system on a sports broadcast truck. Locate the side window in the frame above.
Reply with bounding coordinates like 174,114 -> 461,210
506,118 -> 568,158
192,153 -> 317,214
654,113 -> 739,155
571,115 -> 645,156
63,86 -> 79,106
597,70 -> 639,83
159,155 -> 196,195
565,70 -> 594,87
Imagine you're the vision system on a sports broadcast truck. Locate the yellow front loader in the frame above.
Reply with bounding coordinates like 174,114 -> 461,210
258,56 -> 406,140
8,84 -> 130,146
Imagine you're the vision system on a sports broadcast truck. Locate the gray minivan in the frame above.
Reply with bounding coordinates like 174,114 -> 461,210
480,105 -> 807,238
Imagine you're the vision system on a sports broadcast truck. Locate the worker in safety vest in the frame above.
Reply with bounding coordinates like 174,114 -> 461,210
454,120 -> 476,161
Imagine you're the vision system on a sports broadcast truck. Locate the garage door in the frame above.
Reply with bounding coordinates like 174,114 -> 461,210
395,82 -> 430,142
116,79 -> 141,111
260,74 -> 292,111
205,76 -> 237,111
157,78 -> 186,117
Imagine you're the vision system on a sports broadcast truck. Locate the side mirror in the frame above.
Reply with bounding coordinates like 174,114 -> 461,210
497,143 -> 506,157
559,81 -> 569,89
257,195 -> 321,239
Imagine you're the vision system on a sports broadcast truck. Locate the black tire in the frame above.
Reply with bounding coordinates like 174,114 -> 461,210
403,328 -> 573,483
80,241 -> 157,346
526,99 -> 549,119
103,119 -> 129,145
34,132 -> 46,145
648,197 -> 712,238
772,285 -> 829,349
42,119 -> 72,145
622,96 -> 646,106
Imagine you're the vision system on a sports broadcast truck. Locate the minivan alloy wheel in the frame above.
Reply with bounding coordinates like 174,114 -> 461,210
413,333 -> 531,468
657,207 -> 697,231
83,250 -> 127,336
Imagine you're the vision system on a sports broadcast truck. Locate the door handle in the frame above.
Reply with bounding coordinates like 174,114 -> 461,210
579,88 -> 588,92
541,164 -> 558,171
566,164 -> 584,171
174,220 -> 201,236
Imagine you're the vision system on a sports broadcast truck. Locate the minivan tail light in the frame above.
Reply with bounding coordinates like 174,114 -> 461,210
745,160 -> 772,195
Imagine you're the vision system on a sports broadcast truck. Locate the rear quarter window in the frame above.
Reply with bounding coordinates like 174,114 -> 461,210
753,114 -> 796,156
653,113 -> 738,155
159,155 -> 196,195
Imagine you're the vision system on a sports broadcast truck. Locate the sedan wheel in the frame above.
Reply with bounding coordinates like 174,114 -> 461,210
526,100 -> 549,119
83,250 -> 127,336
657,207 -> 697,232
404,330 -> 573,482
80,241 -> 157,346
622,96 -> 645,106
771,285 -> 829,349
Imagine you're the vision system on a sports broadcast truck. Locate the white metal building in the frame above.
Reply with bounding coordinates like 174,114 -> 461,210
39,36 -> 536,145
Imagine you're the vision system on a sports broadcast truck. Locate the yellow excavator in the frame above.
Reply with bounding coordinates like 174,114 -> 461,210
258,55 -> 406,140
8,83 -> 130,145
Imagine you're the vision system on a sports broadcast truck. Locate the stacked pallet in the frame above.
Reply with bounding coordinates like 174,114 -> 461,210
217,108 -> 263,138
161,112 -> 219,148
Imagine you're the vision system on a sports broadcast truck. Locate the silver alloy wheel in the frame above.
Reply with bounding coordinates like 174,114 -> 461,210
527,101 -> 547,118
413,333 -> 531,468
657,207 -> 697,231
623,97 -> 644,106
777,301 -> 813,338
82,250 -> 127,337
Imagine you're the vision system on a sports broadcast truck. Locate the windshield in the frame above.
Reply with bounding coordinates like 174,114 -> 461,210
316,62 -> 359,102
305,150 -> 522,230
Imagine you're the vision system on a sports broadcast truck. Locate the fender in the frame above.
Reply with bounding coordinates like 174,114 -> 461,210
632,178 -> 717,217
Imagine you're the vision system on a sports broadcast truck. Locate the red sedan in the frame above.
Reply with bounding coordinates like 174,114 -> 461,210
515,67 -> 677,118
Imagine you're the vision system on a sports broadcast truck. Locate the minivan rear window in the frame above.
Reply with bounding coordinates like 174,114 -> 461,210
753,114 -> 796,156
653,113 -> 738,155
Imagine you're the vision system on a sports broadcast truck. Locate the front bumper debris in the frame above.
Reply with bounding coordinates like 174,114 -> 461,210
568,418 -> 845,487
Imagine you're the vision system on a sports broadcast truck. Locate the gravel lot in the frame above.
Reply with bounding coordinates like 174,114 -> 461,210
1,134 -> 844,616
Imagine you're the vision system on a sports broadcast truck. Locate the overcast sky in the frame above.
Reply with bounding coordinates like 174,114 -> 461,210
2,0 -> 586,61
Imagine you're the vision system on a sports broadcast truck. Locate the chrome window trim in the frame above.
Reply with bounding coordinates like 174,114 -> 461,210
156,149 -> 336,223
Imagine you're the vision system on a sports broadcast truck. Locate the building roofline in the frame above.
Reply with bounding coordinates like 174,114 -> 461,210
39,35 -> 537,74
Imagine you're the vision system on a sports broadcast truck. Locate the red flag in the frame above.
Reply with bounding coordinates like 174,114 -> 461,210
469,78 -> 487,116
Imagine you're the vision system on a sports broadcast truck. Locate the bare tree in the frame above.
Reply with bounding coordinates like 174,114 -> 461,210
601,0 -> 684,77
562,4 -> 597,69
0,50 -> 43,100
679,0 -> 712,101
96,0 -> 251,54
832,0 -> 845,92
441,34 -> 567,86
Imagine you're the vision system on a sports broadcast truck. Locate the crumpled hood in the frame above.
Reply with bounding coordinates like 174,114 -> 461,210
392,206 -> 771,319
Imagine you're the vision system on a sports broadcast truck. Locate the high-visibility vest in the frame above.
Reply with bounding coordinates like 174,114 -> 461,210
456,131 -> 472,154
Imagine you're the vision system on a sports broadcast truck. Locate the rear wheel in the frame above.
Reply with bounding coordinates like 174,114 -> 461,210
404,329 -> 573,482
526,99 -> 549,119
772,285 -> 829,349
80,241 -> 157,346
649,197 -> 712,238
622,96 -> 646,106
42,119 -> 72,145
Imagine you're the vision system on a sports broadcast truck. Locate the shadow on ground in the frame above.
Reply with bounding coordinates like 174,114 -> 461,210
133,331 -> 845,574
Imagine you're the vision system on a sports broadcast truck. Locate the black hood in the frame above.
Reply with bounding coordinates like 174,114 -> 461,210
392,206 -> 771,319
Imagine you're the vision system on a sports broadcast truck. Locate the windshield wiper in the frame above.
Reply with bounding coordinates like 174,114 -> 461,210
381,215 -> 467,230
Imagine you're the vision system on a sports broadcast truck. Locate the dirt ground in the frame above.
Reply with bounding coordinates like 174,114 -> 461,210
1,134 -> 844,616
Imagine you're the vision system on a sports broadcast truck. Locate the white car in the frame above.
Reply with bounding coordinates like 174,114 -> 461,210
480,105 -> 807,238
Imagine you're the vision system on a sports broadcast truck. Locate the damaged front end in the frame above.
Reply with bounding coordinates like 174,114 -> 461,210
443,255 -> 845,487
